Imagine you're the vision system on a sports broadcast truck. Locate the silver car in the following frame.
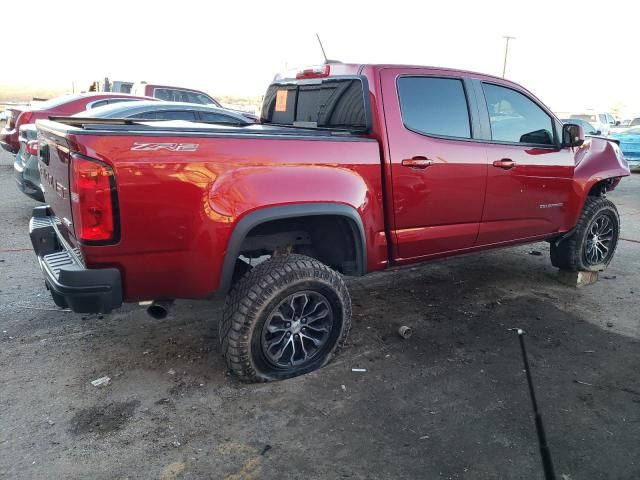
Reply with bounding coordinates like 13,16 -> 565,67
14,101 -> 254,201
14,124 -> 43,201
70,100 -> 255,124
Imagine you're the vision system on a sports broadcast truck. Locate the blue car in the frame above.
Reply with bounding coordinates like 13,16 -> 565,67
611,126 -> 640,171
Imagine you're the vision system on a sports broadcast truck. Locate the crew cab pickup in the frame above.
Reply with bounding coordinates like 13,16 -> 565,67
30,63 -> 630,382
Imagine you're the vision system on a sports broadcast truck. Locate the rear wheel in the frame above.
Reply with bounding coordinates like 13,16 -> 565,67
220,254 -> 351,382
550,196 -> 620,272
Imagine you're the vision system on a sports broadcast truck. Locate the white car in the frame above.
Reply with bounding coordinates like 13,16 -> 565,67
570,112 -> 617,136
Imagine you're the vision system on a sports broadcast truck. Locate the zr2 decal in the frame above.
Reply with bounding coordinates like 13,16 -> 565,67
131,142 -> 199,152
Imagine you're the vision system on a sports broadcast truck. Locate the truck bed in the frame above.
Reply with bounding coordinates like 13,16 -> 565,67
35,118 -> 387,302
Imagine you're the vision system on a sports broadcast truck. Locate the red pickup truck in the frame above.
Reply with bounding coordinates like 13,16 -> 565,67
30,63 -> 630,382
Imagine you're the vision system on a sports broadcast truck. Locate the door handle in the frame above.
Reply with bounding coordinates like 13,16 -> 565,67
402,156 -> 433,169
493,159 -> 516,169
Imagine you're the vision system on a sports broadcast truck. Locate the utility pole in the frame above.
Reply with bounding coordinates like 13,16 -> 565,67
502,35 -> 516,78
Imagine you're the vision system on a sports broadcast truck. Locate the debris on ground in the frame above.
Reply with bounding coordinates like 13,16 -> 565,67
90,376 -> 111,387
351,368 -> 367,373
260,445 -> 272,455
574,380 -> 594,386
167,368 -> 176,376
398,326 -> 413,339
528,250 -> 542,256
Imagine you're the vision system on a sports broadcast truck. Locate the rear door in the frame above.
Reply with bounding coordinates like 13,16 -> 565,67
474,80 -> 574,245
380,68 -> 488,260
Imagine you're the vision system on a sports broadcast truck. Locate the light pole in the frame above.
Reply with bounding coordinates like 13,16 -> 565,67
502,36 -> 516,78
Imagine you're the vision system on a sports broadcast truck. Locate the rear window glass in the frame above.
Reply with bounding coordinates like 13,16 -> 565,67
397,77 -> 471,139
261,77 -> 369,131
571,114 -> 597,122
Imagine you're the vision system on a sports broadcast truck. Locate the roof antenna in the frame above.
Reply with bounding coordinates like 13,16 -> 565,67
316,33 -> 341,64
316,33 -> 328,64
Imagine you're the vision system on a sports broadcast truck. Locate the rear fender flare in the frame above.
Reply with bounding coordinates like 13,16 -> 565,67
217,203 -> 367,295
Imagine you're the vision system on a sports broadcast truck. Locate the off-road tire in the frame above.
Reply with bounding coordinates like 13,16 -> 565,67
550,196 -> 620,272
220,254 -> 351,382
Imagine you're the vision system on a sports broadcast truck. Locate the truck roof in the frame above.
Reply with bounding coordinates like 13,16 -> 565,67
292,62 -> 542,105
308,62 -> 513,81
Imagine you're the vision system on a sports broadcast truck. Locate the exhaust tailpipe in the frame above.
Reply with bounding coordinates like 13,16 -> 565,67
146,299 -> 174,319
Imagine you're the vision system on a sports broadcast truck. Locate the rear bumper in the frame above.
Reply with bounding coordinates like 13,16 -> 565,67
29,206 -> 122,313
14,154 -> 45,201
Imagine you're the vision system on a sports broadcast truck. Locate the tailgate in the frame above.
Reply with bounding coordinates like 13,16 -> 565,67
37,128 -> 76,244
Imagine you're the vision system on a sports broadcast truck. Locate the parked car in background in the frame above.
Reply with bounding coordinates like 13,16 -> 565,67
130,83 -> 258,121
70,100 -> 255,125
611,116 -> 640,134
13,101 -> 254,202
13,124 -> 42,201
131,82 -> 221,106
570,112 -> 617,136
1,93 -> 155,153
561,118 -> 600,135
611,126 -> 640,171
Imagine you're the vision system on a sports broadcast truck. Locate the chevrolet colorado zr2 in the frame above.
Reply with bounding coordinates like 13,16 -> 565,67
29,63 -> 630,382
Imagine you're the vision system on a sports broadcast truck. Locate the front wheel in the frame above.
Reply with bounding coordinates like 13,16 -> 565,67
219,254 -> 351,382
550,196 -> 620,272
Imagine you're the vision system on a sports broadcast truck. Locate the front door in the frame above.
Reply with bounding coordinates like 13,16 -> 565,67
475,81 -> 575,245
380,69 -> 489,261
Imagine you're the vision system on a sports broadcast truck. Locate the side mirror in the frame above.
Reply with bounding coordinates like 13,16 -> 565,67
615,120 -> 620,126
562,123 -> 585,147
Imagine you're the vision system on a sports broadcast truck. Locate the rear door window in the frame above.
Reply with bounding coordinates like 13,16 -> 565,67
186,92 -> 214,105
397,77 -> 471,139
88,99 -> 110,109
199,112 -> 242,124
482,83 -> 554,145
152,110 -> 197,121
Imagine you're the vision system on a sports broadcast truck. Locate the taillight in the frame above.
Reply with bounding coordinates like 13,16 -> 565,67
15,111 -> 33,129
5,111 -> 14,129
26,140 -> 39,156
70,154 -> 118,243
296,64 -> 330,79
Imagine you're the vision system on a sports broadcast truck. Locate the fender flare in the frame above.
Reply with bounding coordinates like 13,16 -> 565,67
217,203 -> 367,295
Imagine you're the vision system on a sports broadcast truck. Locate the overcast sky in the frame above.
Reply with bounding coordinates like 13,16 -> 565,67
3,0 -> 639,115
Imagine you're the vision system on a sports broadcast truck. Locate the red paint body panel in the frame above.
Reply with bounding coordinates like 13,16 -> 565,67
1,93 -> 154,152
35,64 -> 630,304
65,132 -> 386,301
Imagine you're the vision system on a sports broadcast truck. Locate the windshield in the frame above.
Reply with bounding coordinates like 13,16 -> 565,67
261,76 -> 370,131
